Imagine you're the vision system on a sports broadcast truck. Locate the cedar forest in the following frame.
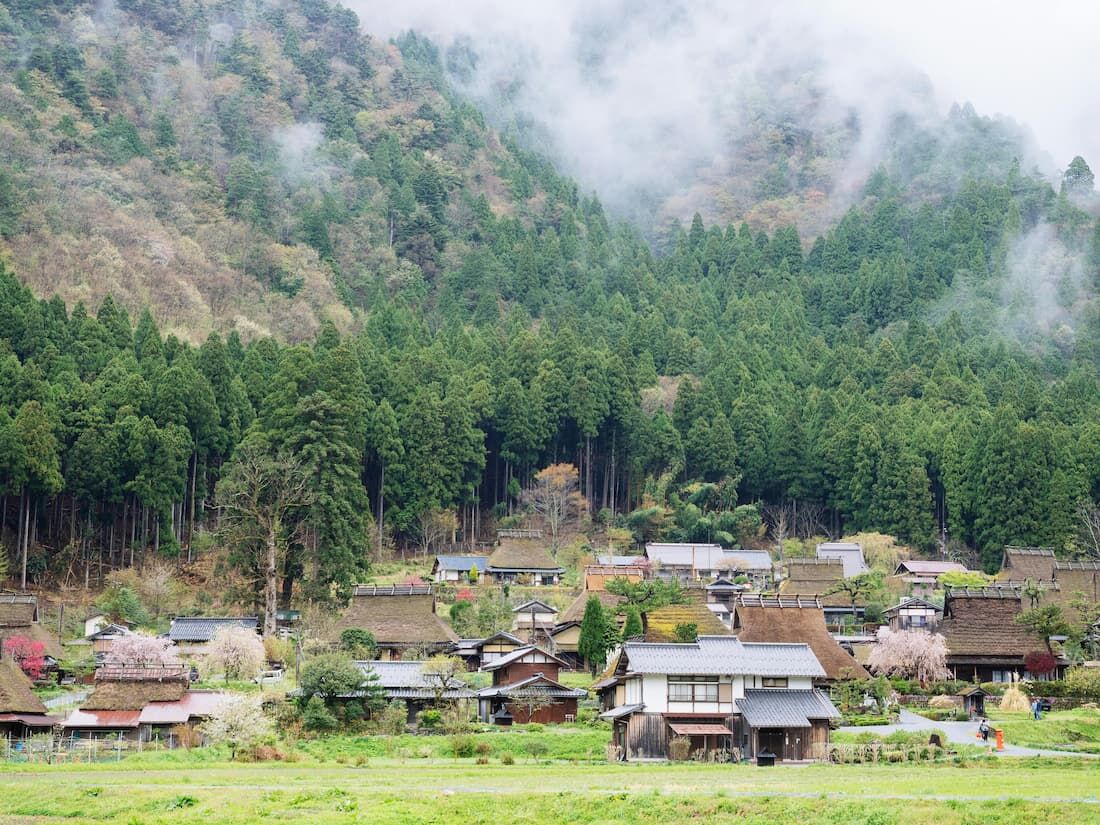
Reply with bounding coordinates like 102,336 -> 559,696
2,0 -> 1100,612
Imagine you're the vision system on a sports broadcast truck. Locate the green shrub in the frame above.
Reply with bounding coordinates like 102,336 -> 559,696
500,751 -> 515,765
451,735 -> 476,758
302,696 -> 338,733
524,739 -> 549,761
377,701 -> 407,736
418,709 -> 442,729
475,741 -> 492,755
476,756 -> 489,764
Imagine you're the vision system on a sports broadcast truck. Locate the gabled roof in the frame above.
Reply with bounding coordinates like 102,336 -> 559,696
1049,562 -> 1100,623
168,616 -> 258,643
894,560 -> 968,577
713,550 -> 773,572
732,598 -> 869,680
512,599 -> 558,614
87,623 -> 132,641
780,559 -> 852,607
1001,547 -> 1056,581
63,709 -> 140,729
0,658 -> 48,715
884,597 -> 943,616
477,673 -> 586,699
644,543 -> 728,569
335,590 -> 458,646
815,543 -> 868,577
618,636 -> 825,678
487,539 -> 563,572
940,590 -> 1048,660
561,591 -> 625,624
138,691 -> 227,724
433,555 -> 489,573
481,645 -> 570,672
0,594 -> 38,626
357,660 -> 467,691
470,631 -> 527,649
596,555 -> 647,566
642,602 -> 731,641
737,689 -> 839,728
82,679 -> 187,711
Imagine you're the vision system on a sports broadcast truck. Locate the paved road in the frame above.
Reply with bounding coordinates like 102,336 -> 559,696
851,708 -> 1097,758
43,690 -> 88,710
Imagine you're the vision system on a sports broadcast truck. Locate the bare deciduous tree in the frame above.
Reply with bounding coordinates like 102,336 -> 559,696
217,443 -> 313,638
524,463 -> 585,550
421,655 -> 466,707
1076,502 -> 1100,559
418,508 -> 458,555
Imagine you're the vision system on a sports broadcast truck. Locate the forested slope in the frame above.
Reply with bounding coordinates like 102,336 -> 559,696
2,0 -> 1100,605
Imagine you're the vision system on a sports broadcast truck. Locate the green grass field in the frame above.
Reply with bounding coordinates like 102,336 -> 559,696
2,749 -> 1099,824
985,709 -> 1100,754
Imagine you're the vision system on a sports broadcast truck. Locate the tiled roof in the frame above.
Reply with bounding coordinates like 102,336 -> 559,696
433,555 -> 489,573
168,616 -> 258,642
352,584 -> 433,596
713,550 -> 773,572
884,597 -> 942,615
356,660 -> 468,691
736,689 -> 839,728
334,591 -> 457,646
512,599 -> 557,614
732,599 -> 869,680
477,673 -> 586,699
481,645 -> 570,672
487,539 -> 563,572
620,636 -> 825,678
596,555 -> 647,566
815,543 -> 868,577
644,543 -> 728,569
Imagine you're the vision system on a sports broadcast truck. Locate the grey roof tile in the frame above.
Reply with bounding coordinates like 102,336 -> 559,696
736,689 -> 840,728
621,636 -> 824,677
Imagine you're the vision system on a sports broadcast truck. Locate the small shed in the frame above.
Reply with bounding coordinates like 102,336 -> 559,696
957,685 -> 990,718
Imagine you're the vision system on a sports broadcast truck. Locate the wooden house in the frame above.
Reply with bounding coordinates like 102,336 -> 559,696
334,585 -> 458,660
486,535 -> 564,585
779,559 -> 863,628
1000,547 -> 1056,581
1050,561 -> 1100,628
450,631 -> 527,671
431,555 -> 489,584
884,597 -> 942,632
136,690 -> 227,744
476,645 -> 585,724
596,636 -> 838,762
644,543 -> 762,581
815,543 -> 869,578
731,595 -> 869,681
0,593 -> 60,659
83,611 -> 108,638
939,586 -> 1067,682
892,560 -> 968,599
511,599 -> 559,641
354,661 -> 475,723
0,657 -> 54,738
64,664 -> 190,741
168,617 -> 258,656
584,564 -> 644,592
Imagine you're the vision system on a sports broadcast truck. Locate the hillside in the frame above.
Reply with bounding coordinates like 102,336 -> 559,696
3,0 -> 1100,613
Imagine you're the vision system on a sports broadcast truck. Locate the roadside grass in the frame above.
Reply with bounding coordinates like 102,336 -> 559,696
1,757 -> 1099,824
295,727 -> 610,762
984,709 -> 1100,754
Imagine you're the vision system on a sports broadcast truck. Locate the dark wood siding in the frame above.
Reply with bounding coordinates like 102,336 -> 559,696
625,713 -> 669,759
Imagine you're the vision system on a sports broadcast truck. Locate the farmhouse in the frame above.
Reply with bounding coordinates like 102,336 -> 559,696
644,543 -> 741,581
356,660 -> 475,723
815,542 -> 868,578
476,645 -> 585,724
596,636 -> 838,762
884,597 -> 943,632
486,533 -> 564,586
65,664 -> 190,741
1000,547 -> 1056,581
939,586 -> 1068,682
168,616 -> 258,656
431,555 -> 488,583
778,558 -> 863,627
0,657 -> 54,738
892,560 -> 968,598
731,595 -> 868,681
334,585 -> 458,660
584,564 -> 645,591
0,593 -> 60,658
1049,561 -> 1100,627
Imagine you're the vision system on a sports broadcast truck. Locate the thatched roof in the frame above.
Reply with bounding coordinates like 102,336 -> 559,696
560,591 -> 625,624
731,598 -> 868,680
1049,561 -> 1100,624
487,539 -> 563,572
0,596 -> 37,627
0,658 -> 48,714
1001,547 -> 1056,581
642,603 -> 730,642
939,590 -> 1047,661
334,591 -> 458,647
779,558 -> 852,607
82,679 -> 187,711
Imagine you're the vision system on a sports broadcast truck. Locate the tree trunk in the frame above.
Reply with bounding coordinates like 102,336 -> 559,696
187,452 -> 198,562
264,520 -> 278,639
378,462 -> 384,557
20,487 -> 29,590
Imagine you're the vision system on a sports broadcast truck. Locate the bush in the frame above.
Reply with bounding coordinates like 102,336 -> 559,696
376,701 -> 407,736
474,741 -> 492,755
418,709 -> 442,729
476,756 -> 490,764
339,629 -> 377,658
1062,668 -> 1100,698
668,736 -> 692,761
451,734 -> 476,758
302,696 -> 339,733
500,751 -> 515,765
524,739 -> 549,762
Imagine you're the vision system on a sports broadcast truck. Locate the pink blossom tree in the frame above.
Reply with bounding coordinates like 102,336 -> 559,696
867,627 -> 950,685
102,631 -> 181,666
3,636 -> 46,679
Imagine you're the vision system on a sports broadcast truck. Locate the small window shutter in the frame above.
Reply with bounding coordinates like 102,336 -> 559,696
718,682 -> 732,703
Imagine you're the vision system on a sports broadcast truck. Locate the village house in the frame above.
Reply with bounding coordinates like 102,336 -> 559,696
778,559 -> 864,629
731,595 -> 869,681
485,535 -> 564,586
939,586 -> 1068,682
168,617 -> 258,657
583,564 -> 645,592
356,660 -> 475,723
0,657 -> 54,739
476,645 -> 586,724
642,602 -> 731,642
450,630 -> 527,671
511,599 -> 559,642
0,593 -> 60,660
892,560 -> 968,599
884,597 -> 943,632
815,542 -> 869,578
1000,546 -> 1057,581
83,611 -> 108,638
63,664 -> 191,741
644,543 -> 770,582
596,554 -> 648,567
551,591 -> 627,668
596,636 -> 839,762
335,585 -> 458,660
431,555 -> 489,584
1049,561 -> 1100,627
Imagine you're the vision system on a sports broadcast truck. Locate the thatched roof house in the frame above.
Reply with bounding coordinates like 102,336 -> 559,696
334,585 -> 457,660
779,558 -> 852,608
1050,561 -> 1100,626
487,538 -> 564,585
732,595 -> 868,681
82,665 -> 189,711
642,602 -> 730,642
939,586 -> 1065,682
0,593 -> 60,658
1001,547 -> 1056,581
0,657 -> 53,736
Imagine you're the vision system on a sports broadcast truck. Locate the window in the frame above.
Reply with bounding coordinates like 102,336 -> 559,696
668,675 -> 719,702
761,677 -> 788,689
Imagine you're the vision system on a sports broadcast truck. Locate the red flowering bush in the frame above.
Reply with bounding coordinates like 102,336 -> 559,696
3,636 -> 46,680
1024,650 -> 1057,677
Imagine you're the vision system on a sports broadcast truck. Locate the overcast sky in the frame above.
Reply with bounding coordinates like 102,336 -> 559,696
348,0 -> 1100,197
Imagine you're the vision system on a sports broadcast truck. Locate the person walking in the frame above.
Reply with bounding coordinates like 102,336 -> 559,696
1032,699 -> 1041,721
978,717 -> 991,752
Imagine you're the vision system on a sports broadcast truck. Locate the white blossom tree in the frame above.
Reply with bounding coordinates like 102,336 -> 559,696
867,627 -> 950,685
200,695 -> 271,759
103,631 -> 181,667
204,626 -> 266,684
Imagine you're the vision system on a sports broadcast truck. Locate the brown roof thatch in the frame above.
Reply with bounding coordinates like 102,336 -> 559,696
939,590 -> 1047,660
82,679 -> 187,711
732,598 -> 869,680
0,658 -> 48,714
561,591 -> 625,624
1046,561 -> 1100,625
0,599 -> 36,627
779,559 -> 851,607
488,539 -> 563,572
334,591 -> 458,647
1001,547 -> 1056,581
642,603 -> 730,642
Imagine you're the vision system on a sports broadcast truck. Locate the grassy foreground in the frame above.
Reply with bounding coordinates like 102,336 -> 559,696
985,709 -> 1100,754
2,752 -> 1100,824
